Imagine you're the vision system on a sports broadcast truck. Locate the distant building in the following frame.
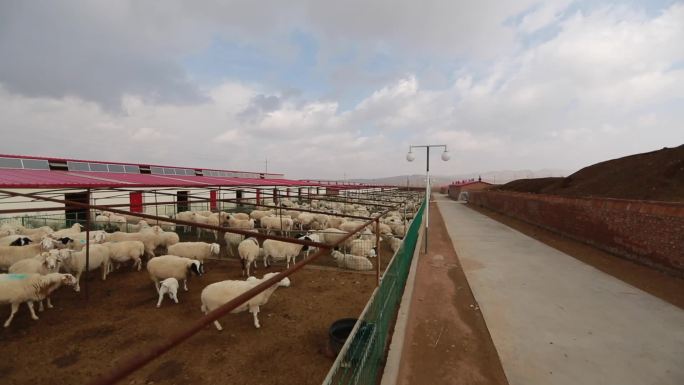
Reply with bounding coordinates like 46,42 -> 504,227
448,179 -> 493,201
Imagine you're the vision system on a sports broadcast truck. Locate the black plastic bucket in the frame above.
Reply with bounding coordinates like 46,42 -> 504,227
328,318 -> 358,355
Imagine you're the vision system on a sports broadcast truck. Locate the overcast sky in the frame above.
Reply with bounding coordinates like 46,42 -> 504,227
0,1 -> 682,179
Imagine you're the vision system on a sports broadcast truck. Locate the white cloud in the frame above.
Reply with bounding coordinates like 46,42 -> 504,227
0,2 -> 682,180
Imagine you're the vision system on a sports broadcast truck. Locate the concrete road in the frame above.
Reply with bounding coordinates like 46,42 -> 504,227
436,195 -> 684,385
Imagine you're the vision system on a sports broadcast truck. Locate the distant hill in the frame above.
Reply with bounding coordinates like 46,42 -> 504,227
496,145 -> 684,202
350,169 -> 569,187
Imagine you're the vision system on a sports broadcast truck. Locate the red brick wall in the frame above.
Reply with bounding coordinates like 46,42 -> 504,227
468,191 -> 684,276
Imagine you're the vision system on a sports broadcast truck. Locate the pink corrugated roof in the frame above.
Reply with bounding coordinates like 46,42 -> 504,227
0,169 -> 319,189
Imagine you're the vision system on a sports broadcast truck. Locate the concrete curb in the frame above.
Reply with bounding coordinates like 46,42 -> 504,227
380,215 -> 425,385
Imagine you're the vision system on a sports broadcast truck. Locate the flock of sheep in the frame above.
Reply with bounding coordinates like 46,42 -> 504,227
0,195 -> 418,330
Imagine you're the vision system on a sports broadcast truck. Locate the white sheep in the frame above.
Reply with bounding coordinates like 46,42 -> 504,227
229,216 -> 255,230
9,252 -> 61,275
9,253 -> 63,311
237,237 -> 260,277
103,240 -> 145,271
58,244 -> 111,291
391,223 -> 407,238
349,239 -> 378,258
0,238 -> 56,270
0,273 -> 77,327
327,217 -> 345,229
174,211 -> 197,232
95,214 -> 110,228
260,216 -> 293,234
167,242 -> 220,262
294,213 -> 314,229
52,223 -> 83,238
158,230 -> 180,250
249,209 -> 274,222
262,234 -> 311,268
106,226 -> 163,258
156,277 -> 179,308
231,213 -> 250,221
146,215 -> 176,232
16,225 -> 54,239
200,272 -> 291,330
146,255 -> 204,292
64,230 -> 107,251
331,250 -> 373,271
388,236 -> 403,253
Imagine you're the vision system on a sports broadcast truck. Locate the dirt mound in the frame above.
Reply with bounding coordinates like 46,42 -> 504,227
497,145 -> 684,202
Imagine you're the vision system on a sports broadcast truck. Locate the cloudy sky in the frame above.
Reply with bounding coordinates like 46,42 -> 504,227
0,1 -> 682,179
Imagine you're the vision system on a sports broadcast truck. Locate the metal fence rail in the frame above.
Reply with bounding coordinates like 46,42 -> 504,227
322,199 -> 425,385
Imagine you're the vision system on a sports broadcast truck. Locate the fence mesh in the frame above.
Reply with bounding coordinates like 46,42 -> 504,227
322,199 -> 425,385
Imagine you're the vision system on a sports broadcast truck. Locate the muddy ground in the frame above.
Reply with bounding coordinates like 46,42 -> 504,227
0,255 -> 378,385
397,201 -> 509,385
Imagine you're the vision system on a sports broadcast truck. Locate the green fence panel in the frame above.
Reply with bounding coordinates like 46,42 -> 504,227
323,199 -> 425,385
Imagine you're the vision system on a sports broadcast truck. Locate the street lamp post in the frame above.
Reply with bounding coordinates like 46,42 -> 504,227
407,144 -> 450,253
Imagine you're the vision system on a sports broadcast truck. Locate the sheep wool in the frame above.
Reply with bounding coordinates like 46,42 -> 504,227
200,272 -> 290,330
147,255 -> 204,292
167,242 -> 220,262
331,251 -> 373,271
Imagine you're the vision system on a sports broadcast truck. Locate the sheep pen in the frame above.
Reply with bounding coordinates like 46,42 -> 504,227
0,258 -> 376,385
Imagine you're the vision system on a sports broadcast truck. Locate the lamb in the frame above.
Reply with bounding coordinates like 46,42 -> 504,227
146,255 -> 204,292
9,253 -> 63,311
0,238 -> 56,270
331,250 -> 373,271
262,234 -> 311,268
260,216 -> 293,234
156,278 -> 179,308
103,240 -> 145,271
200,272 -> 291,330
0,273 -> 77,327
167,242 -> 220,262
237,237 -> 260,277
59,244 -> 111,291
52,223 -> 83,238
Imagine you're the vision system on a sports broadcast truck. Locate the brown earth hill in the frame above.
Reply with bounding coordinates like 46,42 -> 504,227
496,145 -> 684,202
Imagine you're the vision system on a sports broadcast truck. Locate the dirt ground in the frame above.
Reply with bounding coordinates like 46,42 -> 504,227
397,201 -> 509,385
0,256 -> 377,385
467,203 -> 684,309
